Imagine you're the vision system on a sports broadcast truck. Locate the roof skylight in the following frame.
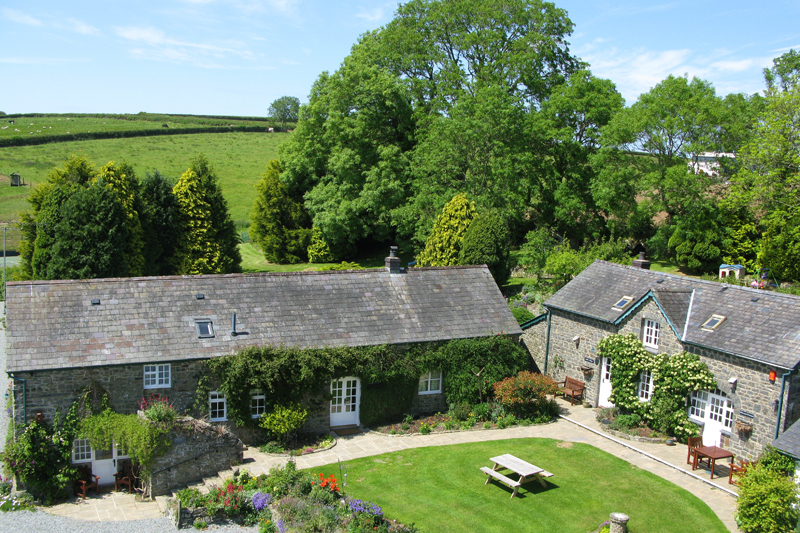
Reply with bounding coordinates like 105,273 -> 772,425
196,319 -> 215,338
702,315 -> 726,331
612,296 -> 634,311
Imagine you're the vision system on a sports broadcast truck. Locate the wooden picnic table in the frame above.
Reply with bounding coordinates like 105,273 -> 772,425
692,445 -> 734,479
480,454 -> 553,498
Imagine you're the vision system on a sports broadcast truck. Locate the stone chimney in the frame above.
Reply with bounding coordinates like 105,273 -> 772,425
632,251 -> 651,270
385,246 -> 401,274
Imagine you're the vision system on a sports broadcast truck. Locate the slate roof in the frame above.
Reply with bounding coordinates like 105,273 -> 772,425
544,260 -> 800,370
774,420 -> 800,459
6,265 -> 520,373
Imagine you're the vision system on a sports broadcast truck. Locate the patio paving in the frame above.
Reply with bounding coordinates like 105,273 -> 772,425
43,399 -> 741,532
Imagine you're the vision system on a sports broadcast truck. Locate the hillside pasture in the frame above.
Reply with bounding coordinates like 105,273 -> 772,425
0,132 -> 290,224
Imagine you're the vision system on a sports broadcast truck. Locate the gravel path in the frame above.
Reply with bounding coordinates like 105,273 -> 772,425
0,511 -> 258,532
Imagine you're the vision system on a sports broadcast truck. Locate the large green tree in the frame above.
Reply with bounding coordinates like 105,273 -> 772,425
416,194 -> 477,267
458,211 -> 512,285
140,170 -> 180,276
593,75 -> 723,227
46,182 -> 129,280
280,41 -> 416,249
95,161 -> 145,277
172,155 -> 242,275
730,83 -> 800,280
250,159 -> 311,264
268,96 -> 300,130
764,49 -> 800,92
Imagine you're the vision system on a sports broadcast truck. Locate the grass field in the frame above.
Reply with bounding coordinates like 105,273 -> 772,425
315,439 -> 727,533
0,132 -> 290,223
0,113 -> 274,141
238,243 -> 416,273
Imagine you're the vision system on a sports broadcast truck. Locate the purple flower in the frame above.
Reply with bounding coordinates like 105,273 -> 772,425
252,492 -> 273,511
276,519 -> 287,533
349,499 -> 383,517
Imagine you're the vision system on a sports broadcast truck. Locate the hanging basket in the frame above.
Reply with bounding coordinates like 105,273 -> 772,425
734,420 -> 753,435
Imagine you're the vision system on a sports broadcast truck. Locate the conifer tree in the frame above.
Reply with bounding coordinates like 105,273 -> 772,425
458,211 -> 512,284
173,155 -> 241,275
416,194 -> 477,266
140,170 -> 180,276
96,161 -> 145,276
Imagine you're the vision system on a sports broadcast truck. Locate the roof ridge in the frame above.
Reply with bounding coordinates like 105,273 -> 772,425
591,260 -> 800,302
6,264 -> 490,287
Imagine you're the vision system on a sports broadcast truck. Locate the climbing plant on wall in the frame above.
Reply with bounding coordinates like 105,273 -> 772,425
597,333 -> 716,441
201,335 -> 529,427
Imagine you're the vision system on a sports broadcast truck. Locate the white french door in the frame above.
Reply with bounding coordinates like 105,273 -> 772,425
689,389 -> 734,446
330,377 -> 360,427
598,357 -> 614,408
91,445 -> 129,485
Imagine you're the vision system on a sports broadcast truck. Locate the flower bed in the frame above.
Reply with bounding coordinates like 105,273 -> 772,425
174,462 -> 418,532
597,408 -> 667,444
258,433 -> 336,456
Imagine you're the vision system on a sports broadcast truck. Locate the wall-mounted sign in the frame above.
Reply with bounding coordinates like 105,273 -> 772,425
584,357 -> 596,365
739,410 -> 755,419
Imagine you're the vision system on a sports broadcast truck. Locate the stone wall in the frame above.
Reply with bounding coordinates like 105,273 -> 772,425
11,360 -> 205,425
411,391 -> 446,414
617,300 -> 684,355
520,319 -> 547,375
150,418 -> 243,496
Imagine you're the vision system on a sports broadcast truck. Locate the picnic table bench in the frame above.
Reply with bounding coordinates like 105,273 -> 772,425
480,454 -> 553,499
554,376 -> 585,405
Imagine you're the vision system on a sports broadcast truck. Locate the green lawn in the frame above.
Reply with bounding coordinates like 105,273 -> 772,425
239,243 -> 417,273
0,132 -> 290,223
314,439 -> 726,533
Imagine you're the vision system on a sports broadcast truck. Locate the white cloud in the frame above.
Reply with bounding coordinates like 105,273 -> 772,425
773,44 -> 800,52
356,8 -> 385,23
2,8 -> 42,26
66,18 -> 101,36
116,25 -> 257,64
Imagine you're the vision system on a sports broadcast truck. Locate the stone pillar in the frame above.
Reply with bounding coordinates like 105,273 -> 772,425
609,512 -> 630,533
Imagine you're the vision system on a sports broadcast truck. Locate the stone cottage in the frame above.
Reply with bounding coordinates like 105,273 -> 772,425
522,259 -> 800,460
5,253 -> 520,483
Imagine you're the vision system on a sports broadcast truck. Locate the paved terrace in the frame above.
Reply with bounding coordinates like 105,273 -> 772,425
46,399 -> 740,532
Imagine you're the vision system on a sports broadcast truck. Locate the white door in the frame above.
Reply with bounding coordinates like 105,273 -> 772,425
330,377 -> 360,427
92,445 -> 129,486
598,357 -> 614,408
689,389 -> 734,446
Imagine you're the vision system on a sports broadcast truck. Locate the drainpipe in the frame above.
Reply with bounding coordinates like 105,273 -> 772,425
543,308 -> 552,374
775,368 -> 796,440
8,374 -> 26,426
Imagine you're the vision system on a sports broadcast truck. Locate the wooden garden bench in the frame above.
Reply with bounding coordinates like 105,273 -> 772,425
554,376 -> 585,405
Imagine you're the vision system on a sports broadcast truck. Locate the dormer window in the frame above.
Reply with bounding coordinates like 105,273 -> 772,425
196,319 -> 215,338
702,315 -> 726,331
612,296 -> 634,311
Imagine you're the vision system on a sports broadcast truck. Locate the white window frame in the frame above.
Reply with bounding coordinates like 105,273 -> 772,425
143,363 -> 171,389
642,319 -> 660,349
637,370 -> 653,402
612,296 -> 634,311
72,438 -> 92,463
209,391 -> 227,421
689,390 -> 708,420
702,315 -> 726,331
250,390 -> 266,419
196,319 -> 215,338
418,370 -> 442,395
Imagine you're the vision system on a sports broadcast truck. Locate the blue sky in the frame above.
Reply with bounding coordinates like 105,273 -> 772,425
2,1 -> 798,115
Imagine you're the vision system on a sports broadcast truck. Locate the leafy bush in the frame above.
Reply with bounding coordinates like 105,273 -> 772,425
317,261 -> 364,271
448,403 -> 472,421
139,393 -> 178,425
177,487 -> 207,509
458,210 -> 513,284
493,371 -> 558,419
419,422 -> 431,435
259,441 -> 286,454
758,446 -> 796,476
472,402 -> 492,422
0,477 -> 12,497
307,227 -> 336,263
609,414 -> 641,432
260,403 -> 308,445
511,306 -> 535,324
736,464 -> 799,533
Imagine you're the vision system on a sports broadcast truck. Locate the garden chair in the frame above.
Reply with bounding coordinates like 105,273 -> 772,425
729,460 -> 750,485
74,464 -> 99,498
114,460 -> 134,493
686,437 -> 709,468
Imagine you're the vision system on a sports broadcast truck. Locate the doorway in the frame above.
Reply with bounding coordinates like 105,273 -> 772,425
598,357 -> 614,408
330,377 -> 360,427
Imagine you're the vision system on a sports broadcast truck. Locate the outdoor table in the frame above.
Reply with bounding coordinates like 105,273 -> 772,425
490,454 -> 552,487
692,445 -> 734,479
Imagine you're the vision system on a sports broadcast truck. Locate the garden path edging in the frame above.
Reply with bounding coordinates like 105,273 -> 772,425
560,414 -> 738,498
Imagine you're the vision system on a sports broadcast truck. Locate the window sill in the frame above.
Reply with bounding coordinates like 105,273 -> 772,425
143,385 -> 171,390
418,390 -> 442,396
251,414 -> 263,419
210,418 -> 227,422
643,346 -> 659,354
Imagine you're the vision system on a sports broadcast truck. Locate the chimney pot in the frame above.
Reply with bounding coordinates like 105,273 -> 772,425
632,252 -> 651,270
385,247 -> 402,274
